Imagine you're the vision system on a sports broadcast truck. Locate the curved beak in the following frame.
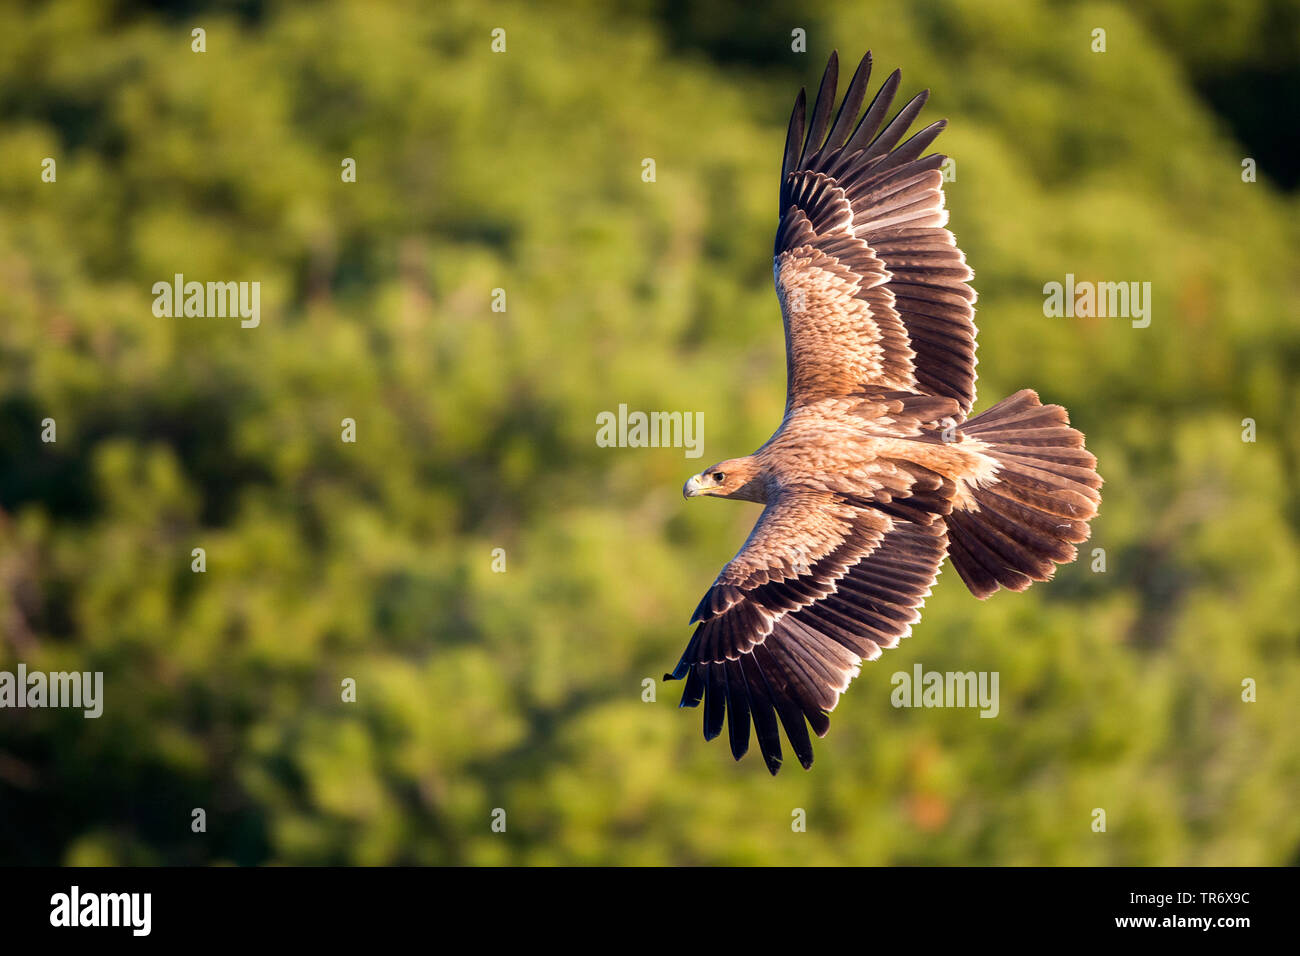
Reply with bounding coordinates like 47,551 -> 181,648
683,474 -> 704,499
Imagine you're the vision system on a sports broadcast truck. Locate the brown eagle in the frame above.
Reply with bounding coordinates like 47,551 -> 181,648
666,51 -> 1101,774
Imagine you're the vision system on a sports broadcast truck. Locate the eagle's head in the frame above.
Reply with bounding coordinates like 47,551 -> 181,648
683,457 -> 765,502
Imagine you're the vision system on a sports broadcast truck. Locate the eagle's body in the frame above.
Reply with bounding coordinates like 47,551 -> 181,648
749,399 -> 999,504
669,51 -> 1102,774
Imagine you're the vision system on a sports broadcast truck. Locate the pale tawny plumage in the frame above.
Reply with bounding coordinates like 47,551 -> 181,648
668,51 -> 1102,774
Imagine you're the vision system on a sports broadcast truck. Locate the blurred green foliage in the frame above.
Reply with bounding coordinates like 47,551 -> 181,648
0,0 -> 1298,865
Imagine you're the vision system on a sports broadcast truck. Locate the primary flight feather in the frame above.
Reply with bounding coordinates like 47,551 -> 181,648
666,51 -> 1102,775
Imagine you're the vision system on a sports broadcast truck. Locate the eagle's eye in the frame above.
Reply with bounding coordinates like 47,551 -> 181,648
713,472 -> 726,483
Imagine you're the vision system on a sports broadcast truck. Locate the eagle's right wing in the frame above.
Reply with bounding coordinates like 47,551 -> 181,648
775,51 -> 979,416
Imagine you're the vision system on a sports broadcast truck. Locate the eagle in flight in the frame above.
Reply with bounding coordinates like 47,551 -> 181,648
666,51 -> 1101,774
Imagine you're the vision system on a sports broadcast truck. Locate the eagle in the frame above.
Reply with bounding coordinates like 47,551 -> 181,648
666,51 -> 1102,774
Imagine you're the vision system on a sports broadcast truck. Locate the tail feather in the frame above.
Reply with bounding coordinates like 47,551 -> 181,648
945,389 -> 1101,599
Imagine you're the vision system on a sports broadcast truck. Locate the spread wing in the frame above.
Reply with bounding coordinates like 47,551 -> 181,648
665,492 -> 947,774
775,51 -> 978,416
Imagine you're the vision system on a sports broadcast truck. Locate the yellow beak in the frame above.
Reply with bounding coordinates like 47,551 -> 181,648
683,474 -> 705,499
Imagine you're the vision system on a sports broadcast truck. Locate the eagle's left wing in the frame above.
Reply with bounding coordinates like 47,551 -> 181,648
665,491 -> 947,774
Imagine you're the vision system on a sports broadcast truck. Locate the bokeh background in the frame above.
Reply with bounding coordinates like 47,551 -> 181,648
1,0 -> 1298,865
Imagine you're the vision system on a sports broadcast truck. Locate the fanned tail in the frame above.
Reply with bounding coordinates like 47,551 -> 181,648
944,389 -> 1101,598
